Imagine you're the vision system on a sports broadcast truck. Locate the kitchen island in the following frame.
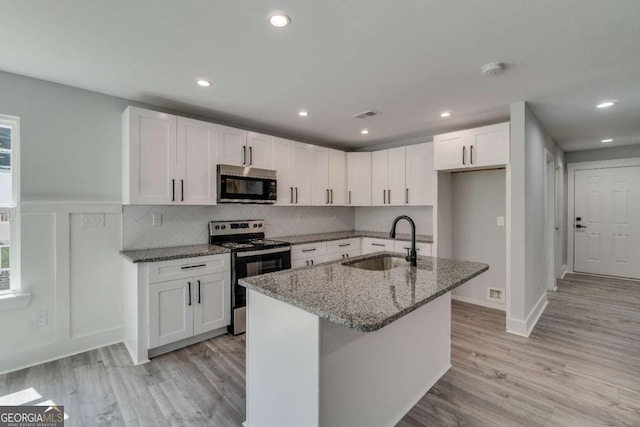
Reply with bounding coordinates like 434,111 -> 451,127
240,252 -> 488,427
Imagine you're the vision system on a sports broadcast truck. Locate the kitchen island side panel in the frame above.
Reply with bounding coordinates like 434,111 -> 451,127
245,289 -> 321,427
320,292 -> 451,427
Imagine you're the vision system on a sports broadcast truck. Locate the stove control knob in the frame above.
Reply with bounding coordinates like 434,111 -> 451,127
259,224 -> 263,228
253,224 -> 258,228
214,226 -> 220,230
221,225 -> 226,229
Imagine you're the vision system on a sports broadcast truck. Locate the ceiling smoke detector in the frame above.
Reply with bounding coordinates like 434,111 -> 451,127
481,62 -> 505,77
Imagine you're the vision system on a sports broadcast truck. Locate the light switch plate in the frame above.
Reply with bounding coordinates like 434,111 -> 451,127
497,216 -> 505,226
81,213 -> 105,228
34,309 -> 48,326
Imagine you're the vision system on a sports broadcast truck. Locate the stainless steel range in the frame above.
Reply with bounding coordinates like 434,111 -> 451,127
209,219 -> 291,335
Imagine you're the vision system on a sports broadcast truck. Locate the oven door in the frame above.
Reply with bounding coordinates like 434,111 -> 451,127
218,174 -> 277,204
233,247 -> 291,309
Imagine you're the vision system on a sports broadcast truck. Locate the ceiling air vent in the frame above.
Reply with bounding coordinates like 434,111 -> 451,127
352,110 -> 381,119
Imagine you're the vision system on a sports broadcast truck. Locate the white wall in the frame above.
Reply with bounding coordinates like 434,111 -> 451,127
354,207 -> 433,237
124,205 -> 355,250
565,144 -> 640,163
508,102 -> 565,336
451,170 -> 506,309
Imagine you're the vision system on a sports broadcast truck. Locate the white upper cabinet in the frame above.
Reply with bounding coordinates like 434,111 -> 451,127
246,132 -> 273,169
347,152 -> 372,206
216,125 -> 247,167
328,149 -> 347,206
372,147 -> 406,206
290,142 -> 313,205
216,128 -> 272,169
434,122 -> 509,171
123,107 -> 217,205
311,146 -> 330,205
273,138 -> 293,205
176,117 -> 217,205
405,142 -> 434,206
123,107 -> 178,205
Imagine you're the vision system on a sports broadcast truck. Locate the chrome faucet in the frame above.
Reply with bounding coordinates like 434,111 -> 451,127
389,215 -> 417,267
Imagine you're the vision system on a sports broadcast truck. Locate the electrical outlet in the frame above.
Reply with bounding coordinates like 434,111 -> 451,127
152,214 -> 162,227
34,309 -> 48,326
497,216 -> 505,226
81,213 -> 105,228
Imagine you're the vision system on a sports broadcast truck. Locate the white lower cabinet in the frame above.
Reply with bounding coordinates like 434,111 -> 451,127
291,242 -> 327,268
362,238 -> 395,254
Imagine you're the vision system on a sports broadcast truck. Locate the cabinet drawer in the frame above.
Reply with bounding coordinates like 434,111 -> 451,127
362,238 -> 395,253
291,256 -> 326,268
326,238 -> 361,254
291,242 -> 327,260
149,254 -> 230,283
394,241 -> 432,256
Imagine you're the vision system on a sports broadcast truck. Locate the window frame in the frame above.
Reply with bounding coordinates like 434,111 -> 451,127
0,115 -> 20,296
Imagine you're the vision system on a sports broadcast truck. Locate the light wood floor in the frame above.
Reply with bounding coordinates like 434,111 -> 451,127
1,273 -> 638,426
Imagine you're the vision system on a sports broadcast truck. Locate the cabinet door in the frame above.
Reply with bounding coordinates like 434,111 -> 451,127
433,131 -> 469,171
290,142 -> 313,205
387,147 -> 406,205
470,122 -> 510,168
273,138 -> 293,205
405,142 -> 434,206
371,150 -> 388,206
216,125 -> 247,166
149,280 -> 194,348
124,107 -> 178,205
176,117 -> 217,205
247,132 -> 273,169
311,146 -> 330,205
328,149 -> 347,206
347,152 -> 372,206
193,273 -> 231,335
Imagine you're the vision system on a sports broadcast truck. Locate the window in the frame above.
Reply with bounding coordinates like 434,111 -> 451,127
0,116 -> 19,294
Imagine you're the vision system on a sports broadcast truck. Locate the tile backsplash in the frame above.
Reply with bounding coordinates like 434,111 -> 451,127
123,205 -> 356,250
355,206 -> 433,236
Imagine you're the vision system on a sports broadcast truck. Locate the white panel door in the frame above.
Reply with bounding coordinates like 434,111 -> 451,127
247,132 -> 273,169
574,166 -> 640,279
290,142 -> 313,205
127,108 -> 177,205
149,280 -> 194,348
328,149 -> 347,206
471,122 -> 510,168
176,117 -> 217,205
273,138 -> 293,205
193,273 -> 231,335
405,142 -> 434,206
433,131 -> 469,171
387,147 -> 406,205
371,150 -> 388,206
311,146 -> 330,206
347,152 -> 372,206
216,125 -> 247,166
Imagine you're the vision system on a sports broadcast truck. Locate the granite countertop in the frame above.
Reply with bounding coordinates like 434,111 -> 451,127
120,244 -> 230,263
276,230 -> 433,245
240,252 -> 488,332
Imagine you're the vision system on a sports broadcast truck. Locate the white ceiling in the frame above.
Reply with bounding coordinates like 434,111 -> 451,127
1,1 -> 639,151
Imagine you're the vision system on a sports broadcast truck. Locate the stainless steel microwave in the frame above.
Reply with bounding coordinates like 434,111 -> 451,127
217,164 -> 277,204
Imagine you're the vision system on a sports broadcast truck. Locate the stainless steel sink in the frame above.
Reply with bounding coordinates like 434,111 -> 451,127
343,255 -> 410,271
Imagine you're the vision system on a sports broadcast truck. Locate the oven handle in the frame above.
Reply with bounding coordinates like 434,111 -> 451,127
235,247 -> 291,258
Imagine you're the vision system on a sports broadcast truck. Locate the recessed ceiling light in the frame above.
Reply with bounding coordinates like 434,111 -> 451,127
601,138 -> 613,143
596,101 -> 615,109
196,79 -> 211,87
268,12 -> 290,28
440,112 -> 452,118
361,129 -> 369,135
298,111 -> 309,117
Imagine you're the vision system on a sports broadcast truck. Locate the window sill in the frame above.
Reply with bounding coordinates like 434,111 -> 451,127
0,291 -> 31,311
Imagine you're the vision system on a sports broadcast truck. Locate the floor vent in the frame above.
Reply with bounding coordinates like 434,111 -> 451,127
352,110 -> 381,119
487,288 -> 505,302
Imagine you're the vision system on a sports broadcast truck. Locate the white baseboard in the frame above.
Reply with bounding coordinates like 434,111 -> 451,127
452,295 -> 506,311
389,364 -> 452,427
506,293 -> 548,337
560,264 -> 571,279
